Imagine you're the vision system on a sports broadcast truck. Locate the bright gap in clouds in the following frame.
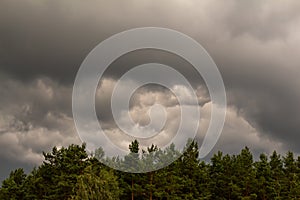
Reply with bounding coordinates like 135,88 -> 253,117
95,78 -> 285,157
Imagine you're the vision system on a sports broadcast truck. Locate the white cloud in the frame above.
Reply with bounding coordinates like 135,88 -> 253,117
94,79 -> 285,159
206,105 -> 286,157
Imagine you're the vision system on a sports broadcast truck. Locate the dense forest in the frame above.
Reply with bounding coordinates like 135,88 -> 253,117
1,140 -> 300,200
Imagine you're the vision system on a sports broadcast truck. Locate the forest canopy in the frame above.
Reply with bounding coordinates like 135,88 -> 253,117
1,140 -> 300,200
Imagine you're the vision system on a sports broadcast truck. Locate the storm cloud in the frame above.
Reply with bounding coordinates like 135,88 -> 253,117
1,0 -> 300,181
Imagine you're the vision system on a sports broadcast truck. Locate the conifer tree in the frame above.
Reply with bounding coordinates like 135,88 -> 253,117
269,151 -> 284,199
0,168 -> 26,200
255,153 -> 271,200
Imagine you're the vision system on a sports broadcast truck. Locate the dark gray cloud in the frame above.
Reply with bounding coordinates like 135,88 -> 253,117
0,158 -> 34,184
0,0 -> 109,82
1,0 -> 300,181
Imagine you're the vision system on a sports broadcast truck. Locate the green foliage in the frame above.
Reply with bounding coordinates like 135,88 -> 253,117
1,140 -> 300,199
37,144 -> 89,199
0,168 -> 26,199
70,164 -> 119,200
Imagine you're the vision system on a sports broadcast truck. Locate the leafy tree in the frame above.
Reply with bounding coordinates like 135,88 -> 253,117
70,164 -> 119,200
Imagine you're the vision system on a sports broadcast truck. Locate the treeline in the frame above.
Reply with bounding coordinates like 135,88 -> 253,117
1,140 -> 300,199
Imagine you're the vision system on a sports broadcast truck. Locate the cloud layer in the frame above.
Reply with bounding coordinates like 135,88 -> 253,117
1,0 -> 300,180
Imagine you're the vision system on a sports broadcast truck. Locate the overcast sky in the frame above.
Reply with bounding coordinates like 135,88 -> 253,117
1,0 -> 300,181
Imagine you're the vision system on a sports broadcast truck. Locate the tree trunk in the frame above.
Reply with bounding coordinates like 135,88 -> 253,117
132,177 -> 134,200
149,172 -> 153,200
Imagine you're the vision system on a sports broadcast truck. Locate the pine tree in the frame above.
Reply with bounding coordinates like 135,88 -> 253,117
3,140 -> 300,200
235,147 -> 257,199
282,151 -> 300,199
255,153 -> 271,200
142,144 -> 159,200
122,140 -> 143,200
31,144 -> 89,199
209,151 -> 227,200
153,143 -> 183,199
0,168 -> 26,199
269,151 -> 284,199
179,139 -> 203,199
